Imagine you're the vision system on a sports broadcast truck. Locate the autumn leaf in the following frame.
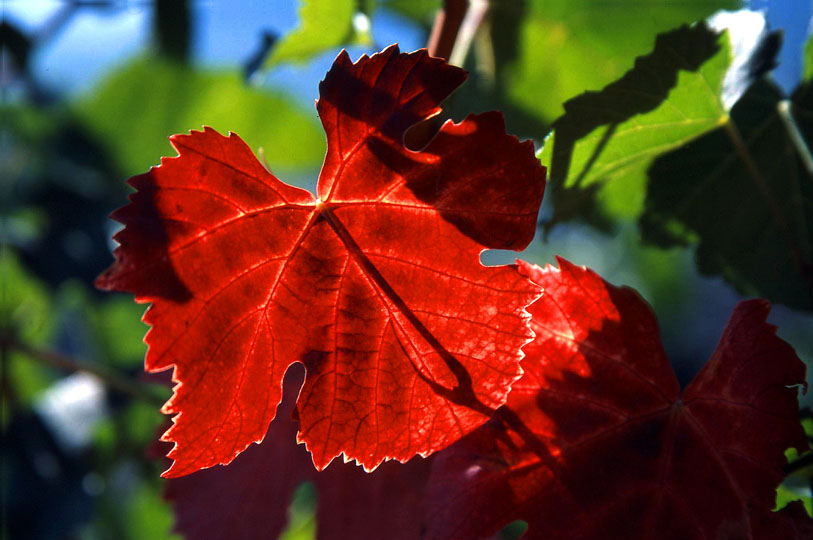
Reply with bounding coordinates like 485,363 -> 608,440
165,365 -> 430,540
758,502 -> 813,539
422,257 -> 809,540
96,45 -> 546,477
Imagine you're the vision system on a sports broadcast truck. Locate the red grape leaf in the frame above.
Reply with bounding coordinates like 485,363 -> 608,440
95,45 -> 545,476
163,367 -> 311,539
165,365 -> 431,540
313,458 -> 429,540
423,257 -> 809,540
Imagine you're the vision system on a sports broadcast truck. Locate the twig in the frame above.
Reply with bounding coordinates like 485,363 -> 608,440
427,0 -> 469,61
3,337 -> 165,406
778,99 -> 813,178
448,0 -> 489,68
407,0 -> 490,150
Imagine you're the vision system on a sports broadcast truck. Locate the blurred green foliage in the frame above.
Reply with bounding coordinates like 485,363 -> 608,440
2,251 -> 54,408
806,30 -> 813,81
2,250 -> 52,344
279,483 -> 317,540
266,0 -> 360,67
379,0 -> 441,23
76,58 -> 326,180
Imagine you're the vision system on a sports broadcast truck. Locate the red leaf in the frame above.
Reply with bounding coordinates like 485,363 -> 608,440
423,257 -> 809,540
164,367 -> 312,540
756,502 -> 813,538
95,45 -> 545,476
165,365 -> 431,540
314,455 -> 430,540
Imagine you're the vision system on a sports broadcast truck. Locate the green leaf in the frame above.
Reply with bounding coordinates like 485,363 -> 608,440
642,76 -> 813,311
776,485 -> 813,517
540,15 -> 813,311
266,0 -> 360,67
74,57 -> 325,179
539,23 -> 730,227
503,0 -> 738,123
379,0 -> 440,24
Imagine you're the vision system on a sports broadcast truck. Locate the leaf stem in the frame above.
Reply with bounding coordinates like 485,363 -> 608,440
723,117 -> 811,283
448,0 -> 489,68
777,99 -> 813,179
427,0 -> 469,61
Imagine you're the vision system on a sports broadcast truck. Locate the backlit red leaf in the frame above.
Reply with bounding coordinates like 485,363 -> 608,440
165,365 -> 431,540
164,367 -> 312,540
96,45 -> 545,476
423,257 -> 809,540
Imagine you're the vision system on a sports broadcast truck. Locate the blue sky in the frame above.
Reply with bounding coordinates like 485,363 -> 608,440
2,0 -> 424,107
3,0 -> 811,106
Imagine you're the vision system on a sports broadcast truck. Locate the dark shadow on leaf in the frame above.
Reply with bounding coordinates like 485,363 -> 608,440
317,47 -> 465,144
641,77 -> 813,311
317,47 -> 543,252
422,273 -> 682,539
96,172 -> 192,302
543,23 -> 721,234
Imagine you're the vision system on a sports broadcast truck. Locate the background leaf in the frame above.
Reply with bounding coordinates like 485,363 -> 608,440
75,58 -> 326,180
540,14 -> 813,311
265,0 -> 358,67
642,74 -> 813,311
500,0 -> 737,124
538,23 -> 729,228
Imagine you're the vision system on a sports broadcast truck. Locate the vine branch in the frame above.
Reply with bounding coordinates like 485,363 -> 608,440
2,336 -> 165,406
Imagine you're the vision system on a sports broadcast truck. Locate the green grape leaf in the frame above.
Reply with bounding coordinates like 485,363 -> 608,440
538,22 -> 729,228
503,0 -> 737,123
540,14 -> 813,311
265,0 -> 360,67
75,58 -> 325,178
642,76 -> 813,311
